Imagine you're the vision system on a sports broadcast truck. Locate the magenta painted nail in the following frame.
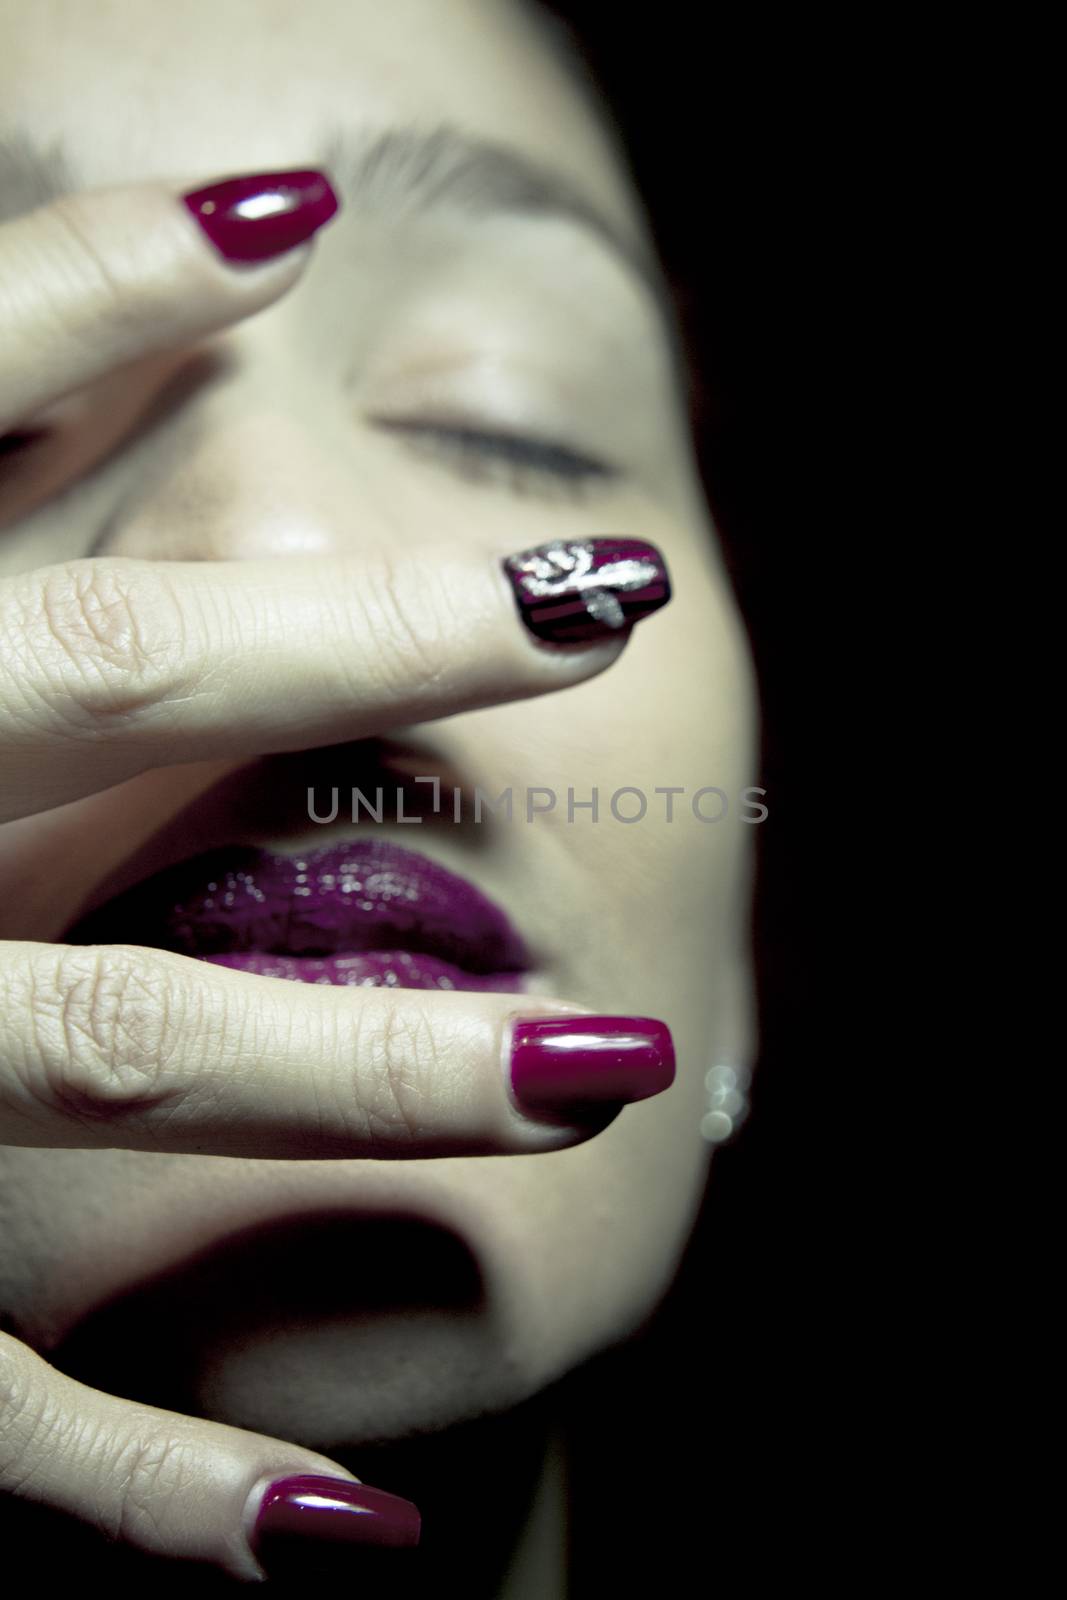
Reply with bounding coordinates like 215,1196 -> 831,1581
182,169 -> 339,263
503,537 -> 671,645
253,1474 -> 421,1553
510,1016 -> 675,1115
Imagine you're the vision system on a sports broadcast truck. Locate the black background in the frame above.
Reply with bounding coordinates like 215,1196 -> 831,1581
545,8 -> 832,1589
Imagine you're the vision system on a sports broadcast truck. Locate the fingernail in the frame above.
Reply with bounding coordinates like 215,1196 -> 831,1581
252,1474 -> 421,1554
182,169 -> 339,263
503,536 -> 671,645
510,1016 -> 675,1116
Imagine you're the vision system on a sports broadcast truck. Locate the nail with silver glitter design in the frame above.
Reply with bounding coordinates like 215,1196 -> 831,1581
503,537 -> 672,645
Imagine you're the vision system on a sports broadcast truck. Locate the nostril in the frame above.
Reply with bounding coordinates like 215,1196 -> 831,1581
0,426 -> 52,455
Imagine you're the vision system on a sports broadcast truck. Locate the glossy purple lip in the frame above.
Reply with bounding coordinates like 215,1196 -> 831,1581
63,840 -> 530,992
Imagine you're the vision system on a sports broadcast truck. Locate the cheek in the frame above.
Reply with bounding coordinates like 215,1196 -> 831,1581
443,528 -> 756,933
468,1070 -> 715,1388
496,503 -> 754,789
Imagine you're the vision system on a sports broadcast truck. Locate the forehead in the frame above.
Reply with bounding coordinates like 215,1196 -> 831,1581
0,0 -> 686,391
0,0 -> 646,247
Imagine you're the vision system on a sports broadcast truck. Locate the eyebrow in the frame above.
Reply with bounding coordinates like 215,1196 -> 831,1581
319,122 -> 665,303
0,121 -> 689,394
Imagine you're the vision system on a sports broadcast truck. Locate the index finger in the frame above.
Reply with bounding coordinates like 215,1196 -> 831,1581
0,169 -> 339,433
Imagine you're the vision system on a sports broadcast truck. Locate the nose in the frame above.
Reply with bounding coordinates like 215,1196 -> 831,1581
94,376 -> 374,562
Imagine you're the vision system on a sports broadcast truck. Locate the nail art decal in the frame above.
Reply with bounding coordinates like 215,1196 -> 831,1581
503,537 -> 672,645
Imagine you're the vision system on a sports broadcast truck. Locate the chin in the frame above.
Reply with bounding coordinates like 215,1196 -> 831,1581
185,1311 -> 548,1448
45,1206 -> 569,1449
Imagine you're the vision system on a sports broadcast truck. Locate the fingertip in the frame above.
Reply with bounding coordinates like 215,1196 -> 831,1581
180,168 -> 340,266
507,1013 -> 676,1122
501,536 -> 672,649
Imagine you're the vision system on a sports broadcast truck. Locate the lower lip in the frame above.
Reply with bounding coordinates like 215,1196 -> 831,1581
64,840 -> 531,992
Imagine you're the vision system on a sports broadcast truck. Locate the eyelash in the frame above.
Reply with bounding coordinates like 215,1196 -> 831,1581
0,422 -> 622,508
371,419 -> 622,501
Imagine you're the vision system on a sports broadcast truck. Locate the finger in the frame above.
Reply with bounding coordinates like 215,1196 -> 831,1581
0,169 -> 339,434
0,540 -> 671,823
0,1331 -> 419,1581
0,942 -> 675,1155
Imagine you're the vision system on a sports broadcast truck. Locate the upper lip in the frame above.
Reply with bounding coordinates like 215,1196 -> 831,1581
63,838 -> 530,976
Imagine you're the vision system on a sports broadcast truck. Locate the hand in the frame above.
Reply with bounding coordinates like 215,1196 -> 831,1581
0,169 -> 675,1576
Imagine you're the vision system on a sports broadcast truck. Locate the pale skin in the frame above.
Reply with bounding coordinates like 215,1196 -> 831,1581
0,0 -> 758,1586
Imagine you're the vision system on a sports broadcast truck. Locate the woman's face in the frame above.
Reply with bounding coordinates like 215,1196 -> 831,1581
0,0 -> 757,1447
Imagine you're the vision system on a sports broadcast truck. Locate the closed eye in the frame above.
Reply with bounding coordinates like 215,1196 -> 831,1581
368,418 -> 623,501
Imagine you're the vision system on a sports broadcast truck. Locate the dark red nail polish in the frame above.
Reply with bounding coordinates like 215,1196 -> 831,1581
503,537 -> 671,645
182,170 -> 339,263
253,1474 -> 421,1555
510,1016 -> 675,1116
